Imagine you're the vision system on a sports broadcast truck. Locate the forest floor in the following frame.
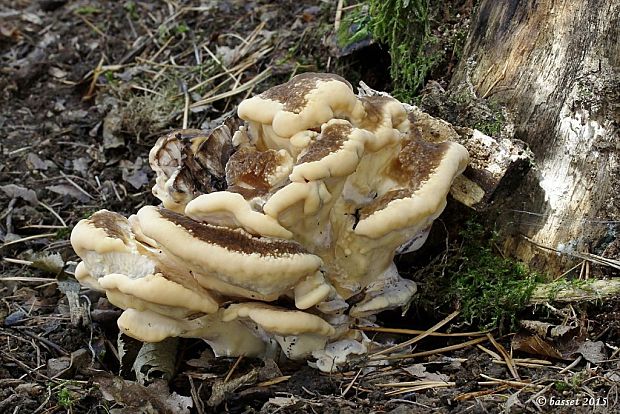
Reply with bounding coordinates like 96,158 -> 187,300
0,1 -> 618,413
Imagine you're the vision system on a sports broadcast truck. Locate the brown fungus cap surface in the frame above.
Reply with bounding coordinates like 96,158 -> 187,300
136,206 -> 322,296
355,139 -> 469,238
238,72 -> 365,139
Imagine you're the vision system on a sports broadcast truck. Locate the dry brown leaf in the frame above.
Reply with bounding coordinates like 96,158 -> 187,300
96,374 -> 192,414
511,332 -> 564,360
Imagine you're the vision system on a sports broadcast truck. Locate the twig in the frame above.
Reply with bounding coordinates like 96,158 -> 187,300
374,336 -> 488,361
342,368 -> 362,397
559,355 -> 582,374
479,373 -> 545,389
486,333 -> 520,380
191,68 -> 272,108
59,171 -> 94,200
224,355 -> 244,383
37,202 -> 67,227
357,326 -> 486,337
1,233 -> 57,248
334,0 -> 345,31
372,310 -> 460,357
257,376 -> 291,387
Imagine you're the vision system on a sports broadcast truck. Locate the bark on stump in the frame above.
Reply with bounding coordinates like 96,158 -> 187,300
451,0 -> 620,274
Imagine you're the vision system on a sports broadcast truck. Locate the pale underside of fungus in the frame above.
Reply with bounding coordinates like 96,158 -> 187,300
71,73 -> 469,372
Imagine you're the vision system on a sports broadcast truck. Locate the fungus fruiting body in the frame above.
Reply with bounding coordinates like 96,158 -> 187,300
71,73 -> 469,371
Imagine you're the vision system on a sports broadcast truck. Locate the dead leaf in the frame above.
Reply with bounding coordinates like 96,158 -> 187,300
122,168 -> 149,190
402,363 -> 450,382
103,109 -> 124,149
72,157 -> 91,176
27,153 -> 49,170
57,276 -> 88,326
96,374 -> 192,414
520,320 -> 577,338
576,341 -> 606,364
133,338 -> 178,384
46,184 -> 90,202
511,332 -> 564,360
28,252 -> 64,275
48,67 -> 68,79
0,184 -> 38,205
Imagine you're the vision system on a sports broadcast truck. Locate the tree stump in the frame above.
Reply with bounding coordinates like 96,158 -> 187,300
450,0 -> 620,274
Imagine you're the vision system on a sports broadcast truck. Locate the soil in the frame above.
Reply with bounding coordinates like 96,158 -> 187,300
0,1 -> 618,413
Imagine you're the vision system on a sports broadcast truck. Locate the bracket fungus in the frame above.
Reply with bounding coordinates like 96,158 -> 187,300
71,73 -> 469,371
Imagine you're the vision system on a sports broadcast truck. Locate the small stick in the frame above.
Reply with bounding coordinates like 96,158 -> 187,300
1,233 -> 57,248
334,0 -> 344,31
181,82 -> 190,129
375,336 -> 488,361
477,344 -> 501,360
224,355 -> 244,383
357,326 -> 486,337
486,333 -> 520,380
257,375 -> 291,387
384,382 -> 456,396
37,202 -> 67,227
559,355 -> 582,374
83,56 -> 105,100
455,385 -> 509,401
342,368 -> 362,397
59,171 -> 94,200
372,310 -> 460,357
479,374 -> 544,389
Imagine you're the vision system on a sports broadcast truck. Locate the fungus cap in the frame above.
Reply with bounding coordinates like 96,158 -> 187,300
186,192 -> 292,239
238,72 -> 365,138
354,139 -> 469,238
290,119 -> 371,182
222,302 -> 336,337
98,273 -> 218,314
136,206 -> 322,296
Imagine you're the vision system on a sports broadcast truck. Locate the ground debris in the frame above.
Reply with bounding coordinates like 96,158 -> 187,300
96,374 -> 192,414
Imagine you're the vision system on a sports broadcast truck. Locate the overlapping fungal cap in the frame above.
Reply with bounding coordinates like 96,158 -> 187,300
71,72 -> 469,372
238,73 -> 365,154
136,206 -> 322,299
353,138 -> 469,239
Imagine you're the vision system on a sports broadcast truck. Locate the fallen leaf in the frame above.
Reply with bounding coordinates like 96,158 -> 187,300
402,363 -> 450,382
133,338 -> 178,384
27,153 -> 48,170
511,331 -> 564,360
48,67 -> 68,79
0,184 -> 38,205
123,168 -> 149,190
46,184 -> 90,202
28,252 -> 64,275
96,374 -> 192,414
576,341 -> 606,364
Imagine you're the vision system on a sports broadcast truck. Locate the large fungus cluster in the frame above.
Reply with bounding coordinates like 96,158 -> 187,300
71,73 -> 469,371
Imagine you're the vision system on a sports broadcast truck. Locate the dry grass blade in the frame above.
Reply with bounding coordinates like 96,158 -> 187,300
376,380 -> 454,388
257,375 -> 291,387
455,385 -> 509,401
224,355 -> 244,383
372,310 -> 460,357
1,233 -> 57,248
191,68 -> 272,108
384,381 -> 456,396
486,333 -> 520,380
376,336 -> 488,361
479,373 -> 545,389
357,326 -> 486,337
341,368 -> 362,397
